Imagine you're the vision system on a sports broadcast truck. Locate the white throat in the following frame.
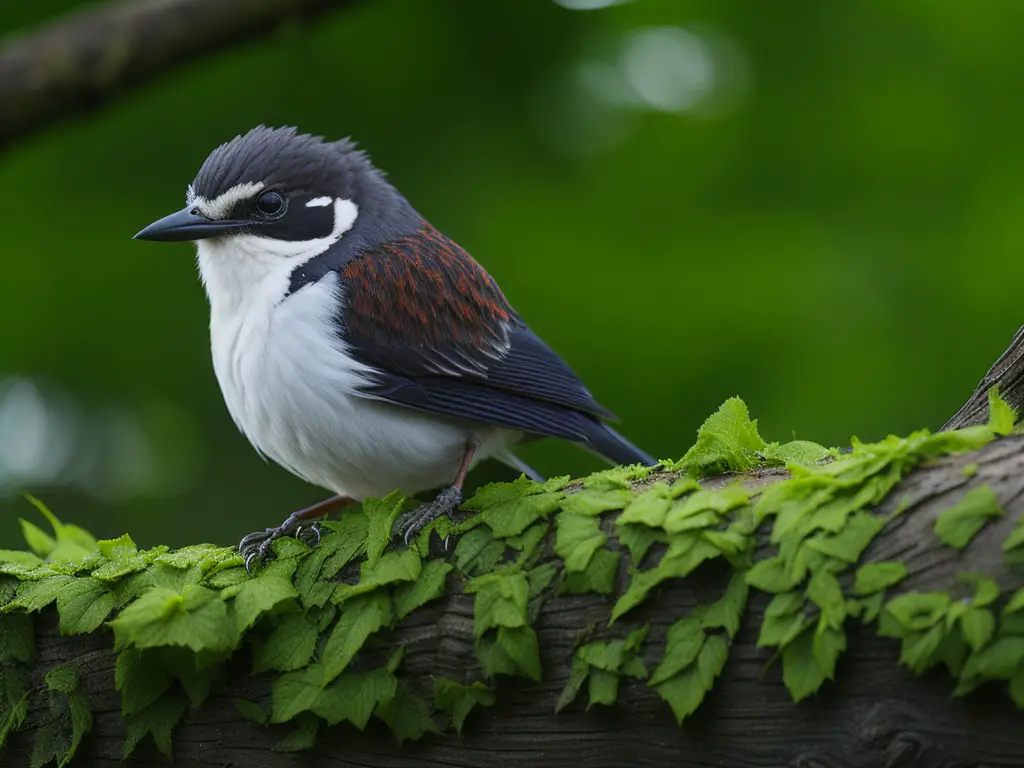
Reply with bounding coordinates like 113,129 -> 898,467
196,197 -> 358,313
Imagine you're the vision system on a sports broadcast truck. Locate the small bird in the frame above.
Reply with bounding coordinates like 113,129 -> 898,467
134,126 -> 655,567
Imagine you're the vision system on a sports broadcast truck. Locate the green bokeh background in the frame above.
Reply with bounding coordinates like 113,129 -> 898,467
2,0 -> 1021,549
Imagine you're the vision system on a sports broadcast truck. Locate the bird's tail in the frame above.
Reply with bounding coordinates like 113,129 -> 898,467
581,421 -> 657,468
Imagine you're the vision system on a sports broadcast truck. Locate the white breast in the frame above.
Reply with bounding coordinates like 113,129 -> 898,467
195,226 -> 517,500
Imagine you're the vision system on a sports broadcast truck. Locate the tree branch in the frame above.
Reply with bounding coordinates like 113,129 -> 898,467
943,325 -> 1024,430
6,436 -> 1024,767
0,0 -> 358,151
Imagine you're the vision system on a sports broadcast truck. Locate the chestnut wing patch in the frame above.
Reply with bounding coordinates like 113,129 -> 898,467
341,222 -> 614,424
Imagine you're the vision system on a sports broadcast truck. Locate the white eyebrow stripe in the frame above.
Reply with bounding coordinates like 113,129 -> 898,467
306,196 -> 333,208
192,182 -> 265,220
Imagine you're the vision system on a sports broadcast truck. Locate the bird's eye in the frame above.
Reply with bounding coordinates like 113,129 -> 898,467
255,190 -> 285,217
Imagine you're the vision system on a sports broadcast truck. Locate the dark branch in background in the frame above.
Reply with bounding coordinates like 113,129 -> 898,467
0,0 -> 359,152
943,325 -> 1024,430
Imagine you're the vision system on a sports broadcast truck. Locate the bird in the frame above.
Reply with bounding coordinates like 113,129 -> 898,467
133,126 -> 656,569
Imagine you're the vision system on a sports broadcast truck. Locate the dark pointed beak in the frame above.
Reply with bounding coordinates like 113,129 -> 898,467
133,206 -> 251,242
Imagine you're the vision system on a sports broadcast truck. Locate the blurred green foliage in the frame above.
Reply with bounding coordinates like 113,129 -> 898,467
2,0 -> 1023,548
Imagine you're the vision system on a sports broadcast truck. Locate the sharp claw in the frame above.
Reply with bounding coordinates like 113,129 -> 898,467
245,550 -> 260,575
310,523 -> 321,545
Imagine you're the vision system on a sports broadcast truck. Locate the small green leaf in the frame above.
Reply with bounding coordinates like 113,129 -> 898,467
110,585 -> 236,653
375,680 -> 438,745
555,655 -> 590,713
394,560 -> 452,619
230,557 -> 300,632
696,634 -> 729,689
122,693 -> 188,760
811,622 -> 846,679
271,664 -> 326,723
782,628 -> 826,702
470,572 -> 529,637
617,524 -> 662,565
958,572 -> 1001,608
611,539 -> 720,622
434,678 -> 495,733
497,625 -> 542,681
57,578 -> 115,635
883,592 -> 951,633
560,489 -> 632,517
758,611 -> 809,649
676,397 -> 767,476
482,493 -> 561,537
763,440 -> 831,466
561,548 -> 619,595
649,618 -> 704,686
322,590 -> 392,681
853,562 -> 907,595
254,613 -> 319,673
806,571 -> 846,630
618,484 -> 671,527
19,519 -> 55,559
987,386 -> 1017,435
765,591 -> 804,618
586,667 -> 619,708
363,491 -> 406,569
0,614 -> 34,665
804,511 -> 886,563
653,666 -> 706,724
453,527 -> 503,575
577,640 -> 625,671
1003,515 -> 1024,554
7,575 -> 74,613
233,698 -> 268,725
899,624 -> 946,673
555,514 -> 607,572
934,485 -> 1004,549
698,572 -> 748,638
115,648 -> 173,717
960,607 -> 996,651
746,556 -> 801,594
275,712 -> 319,752
312,667 -> 398,729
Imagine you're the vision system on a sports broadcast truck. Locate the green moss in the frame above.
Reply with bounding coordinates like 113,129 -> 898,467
0,391 -> 1020,759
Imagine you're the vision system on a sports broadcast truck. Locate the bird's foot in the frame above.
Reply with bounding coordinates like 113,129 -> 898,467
393,486 -> 464,547
239,512 -> 322,574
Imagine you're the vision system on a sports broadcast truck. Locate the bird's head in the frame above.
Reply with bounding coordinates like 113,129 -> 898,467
134,126 -> 416,264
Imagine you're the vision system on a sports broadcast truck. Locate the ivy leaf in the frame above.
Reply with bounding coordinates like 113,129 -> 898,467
19,518 -> 55,559
230,557 -> 299,633
882,592 -> 950,634
161,647 -> 222,709
233,698 -> 268,725
853,562 -> 907,595
806,571 -> 846,630
617,524 -> 662,565
111,584 -> 237,653
122,693 -> 188,760
649,618 -> 704,686
578,640 -> 625,672
805,511 -> 886,564
319,512 -> 370,579
115,648 -> 173,717
555,514 -> 608,573
434,678 -> 495,734
934,485 -> 1004,549
497,625 -> 542,681
555,655 -> 590,713
586,668 -> 619,709
561,548 -> 619,596
254,613 -> 319,673
676,397 -> 767,475
22,496 -> 97,564
453,527 -> 504,575
746,555 -> 802,594
611,539 -> 720,623
271,664 -> 327,723
363,491 -> 406,569
505,521 -> 550,561
463,475 -> 568,510
394,560 -> 452,620
333,549 -> 422,603
312,666 -> 398,729
618,484 -> 672,527
0,614 -> 34,665
322,590 -> 392,681
758,611 -> 809,649
375,680 -> 438,745
275,712 -> 319,752
0,550 -> 41,568
475,633 -> 518,677
470,572 -> 529,636
57,578 -> 115,635
482,493 -> 561,537
763,440 -> 831,466
696,634 -> 729,689
812,621 -> 846,679
654,666 -> 706,724
781,628 -> 826,702
7,575 -> 74,613
960,608 -> 996,651
959,572 -> 1001,608
698,572 -> 748,638
559,489 -> 632,517
899,624 -> 946,673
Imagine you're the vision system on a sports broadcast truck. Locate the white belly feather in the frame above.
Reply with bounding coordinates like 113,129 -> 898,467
196,224 -> 517,500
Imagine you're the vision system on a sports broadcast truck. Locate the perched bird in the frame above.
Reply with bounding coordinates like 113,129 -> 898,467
134,126 -> 655,567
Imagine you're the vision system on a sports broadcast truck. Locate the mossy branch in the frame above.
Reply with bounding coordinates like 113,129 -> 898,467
0,0 -> 360,152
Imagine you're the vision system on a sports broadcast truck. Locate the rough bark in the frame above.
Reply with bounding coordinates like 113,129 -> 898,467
944,325 -> 1024,431
0,0 -> 359,152
6,434 -> 1024,768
